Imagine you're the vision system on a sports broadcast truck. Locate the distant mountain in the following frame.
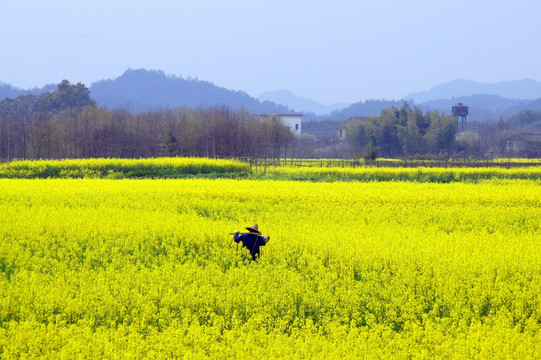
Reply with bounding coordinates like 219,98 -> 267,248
325,99 -> 404,121
521,98 -> 541,112
89,69 -> 290,114
258,89 -> 348,115
0,82 -> 56,100
414,94 -> 529,123
421,94 -> 526,113
406,79 -> 541,103
6,72 -> 541,124
0,82 -> 21,99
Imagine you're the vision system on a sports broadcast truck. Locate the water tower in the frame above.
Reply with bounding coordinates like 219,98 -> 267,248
452,102 -> 469,131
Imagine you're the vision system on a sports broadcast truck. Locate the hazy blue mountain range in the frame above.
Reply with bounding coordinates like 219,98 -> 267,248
0,82 -> 55,100
87,72 -> 541,121
258,89 -> 348,115
413,95 -> 530,124
4,71 -> 541,123
325,99 -> 404,121
89,69 -> 291,114
324,94 -> 539,123
0,83 -> 21,99
405,79 -> 541,103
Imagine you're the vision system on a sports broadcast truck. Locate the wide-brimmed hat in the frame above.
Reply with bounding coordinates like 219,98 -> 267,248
246,223 -> 261,234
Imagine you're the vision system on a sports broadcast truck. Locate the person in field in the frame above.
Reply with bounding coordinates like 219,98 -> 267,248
233,223 -> 270,260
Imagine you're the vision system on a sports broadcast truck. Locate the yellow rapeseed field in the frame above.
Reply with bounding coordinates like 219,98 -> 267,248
258,164 -> 541,182
0,157 -> 249,179
0,170 -> 540,357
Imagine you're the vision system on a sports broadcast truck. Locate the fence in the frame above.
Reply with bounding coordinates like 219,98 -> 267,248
235,157 -> 541,169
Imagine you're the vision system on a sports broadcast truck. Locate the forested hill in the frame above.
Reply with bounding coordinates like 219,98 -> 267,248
89,69 -> 291,114
326,99 -> 404,120
405,79 -> 541,103
328,94 -> 541,123
0,82 -> 55,100
5,71 -> 541,120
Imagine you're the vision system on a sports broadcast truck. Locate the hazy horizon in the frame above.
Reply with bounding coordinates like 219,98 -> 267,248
2,0 -> 541,104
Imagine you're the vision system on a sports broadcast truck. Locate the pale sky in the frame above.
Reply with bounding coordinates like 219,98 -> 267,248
2,0 -> 541,104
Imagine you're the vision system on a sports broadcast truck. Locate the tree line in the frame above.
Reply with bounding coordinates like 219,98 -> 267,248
0,80 -> 297,161
343,103 -> 457,158
342,103 -> 541,158
4,80 -> 538,162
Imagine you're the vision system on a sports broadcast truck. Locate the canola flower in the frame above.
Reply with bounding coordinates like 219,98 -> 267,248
492,158 -> 541,163
2,157 -> 541,182
0,157 -> 249,179
0,178 -> 540,358
257,164 -> 541,182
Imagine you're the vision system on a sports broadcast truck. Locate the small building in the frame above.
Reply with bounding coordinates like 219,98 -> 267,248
336,116 -> 368,141
254,113 -> 302,136
505,131 -> 541,157
336,124 -> 347,141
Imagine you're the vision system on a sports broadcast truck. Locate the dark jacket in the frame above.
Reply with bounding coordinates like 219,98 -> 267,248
234,232 -> 268,260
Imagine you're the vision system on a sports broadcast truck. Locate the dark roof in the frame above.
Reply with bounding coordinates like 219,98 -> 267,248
507,131 -> 541,143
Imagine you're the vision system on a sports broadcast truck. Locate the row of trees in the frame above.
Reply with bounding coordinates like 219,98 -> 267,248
7,80 -> 538,161
0,81 -> 299,161
343,103 -> 457,158
0,80 -> 96,161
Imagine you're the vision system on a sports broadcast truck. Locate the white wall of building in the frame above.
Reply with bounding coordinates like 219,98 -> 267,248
280,114 -> 302,136
254,113 -> 303,136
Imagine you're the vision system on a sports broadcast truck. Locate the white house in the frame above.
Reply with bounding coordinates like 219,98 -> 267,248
254,113 -> 302,136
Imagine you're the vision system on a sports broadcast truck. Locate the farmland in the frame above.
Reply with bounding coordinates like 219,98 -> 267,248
1,159 -> 541,358
2,157 -> 541,182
